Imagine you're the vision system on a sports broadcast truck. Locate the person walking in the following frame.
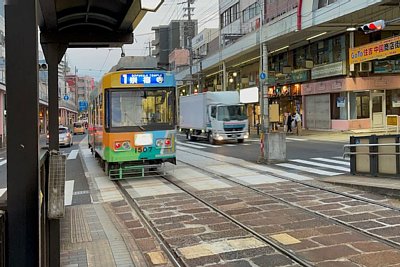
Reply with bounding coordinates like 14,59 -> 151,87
294,111 -> 302,136
286,112 -> 292,133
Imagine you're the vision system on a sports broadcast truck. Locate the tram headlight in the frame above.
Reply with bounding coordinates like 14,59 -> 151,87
156,138 -> 172,148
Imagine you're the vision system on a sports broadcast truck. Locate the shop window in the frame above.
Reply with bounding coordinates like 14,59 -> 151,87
331,93 -> 347,120
318,0 -> 338,8
356,92 -> 370,119
386,89 -> 400,115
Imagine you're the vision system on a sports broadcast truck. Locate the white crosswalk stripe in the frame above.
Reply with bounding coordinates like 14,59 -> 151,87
187,141 -> 222,148
0,160 -> 6,166
312,158 -> 350,166
276,163 -> 344,176
273,156 -> 350,177
333,156 -> 349,161
67,149 -> 79,160
177,140 -> 256,149
290,159 -> 349,172
176,141 -> 205,149
65,180 -> 75,206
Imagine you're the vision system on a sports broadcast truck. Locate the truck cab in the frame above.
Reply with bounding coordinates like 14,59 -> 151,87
207,104 -> 248,144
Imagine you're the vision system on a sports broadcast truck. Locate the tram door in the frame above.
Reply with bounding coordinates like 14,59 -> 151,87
371,92 -> 385,128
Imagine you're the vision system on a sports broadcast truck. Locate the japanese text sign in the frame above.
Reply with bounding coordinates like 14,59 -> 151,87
349,35 -> 400,65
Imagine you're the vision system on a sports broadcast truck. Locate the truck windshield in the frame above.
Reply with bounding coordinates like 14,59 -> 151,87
217,105 -> 247,121
107,89 -> 174,129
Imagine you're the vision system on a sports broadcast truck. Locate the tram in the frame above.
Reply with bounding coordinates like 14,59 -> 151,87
88,56 -> 177,179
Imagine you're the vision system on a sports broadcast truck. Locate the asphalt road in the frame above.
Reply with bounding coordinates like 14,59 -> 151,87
176,133 -> 346,162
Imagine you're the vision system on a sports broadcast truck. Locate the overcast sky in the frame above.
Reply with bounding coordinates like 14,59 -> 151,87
64,0 -> 219,81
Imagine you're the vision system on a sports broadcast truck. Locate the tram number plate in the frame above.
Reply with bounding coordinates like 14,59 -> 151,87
134,147 -> 153,153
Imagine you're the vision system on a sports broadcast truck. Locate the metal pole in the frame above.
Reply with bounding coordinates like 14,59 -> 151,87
187,0 -> 193,94
263,42 -> 269,133
259,0 -> 264,133
5,0 -> 40,265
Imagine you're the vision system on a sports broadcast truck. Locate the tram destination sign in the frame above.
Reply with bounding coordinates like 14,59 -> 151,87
120,73 -> 165,85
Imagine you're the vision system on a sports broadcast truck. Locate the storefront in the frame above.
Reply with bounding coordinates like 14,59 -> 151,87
239,86 -> 259,134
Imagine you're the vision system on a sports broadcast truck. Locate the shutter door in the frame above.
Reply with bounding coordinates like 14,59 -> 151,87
305,94 -> 331,129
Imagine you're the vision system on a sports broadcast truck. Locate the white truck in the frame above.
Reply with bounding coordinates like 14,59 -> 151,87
179,91 -> 249,144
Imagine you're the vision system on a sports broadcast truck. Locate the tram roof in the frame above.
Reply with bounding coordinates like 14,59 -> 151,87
38,0 -> 163,48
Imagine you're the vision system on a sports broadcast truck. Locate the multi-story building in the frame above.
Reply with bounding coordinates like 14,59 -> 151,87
152,20 -> 198,69
175,0 -> 400,131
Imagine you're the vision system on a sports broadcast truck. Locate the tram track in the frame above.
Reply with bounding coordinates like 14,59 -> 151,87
116,177 -> 313,267
175,150 -> 400,250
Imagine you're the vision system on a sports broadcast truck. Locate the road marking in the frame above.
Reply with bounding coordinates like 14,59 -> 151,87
286,137 -> 308,141
176,141 -> 205,149
0,160 -> 6,166
187,141 -> 222,148
312,158 -> 350,166
225,144 -> 237,147
0,188 -> 6,198
73,190 -> 90,196
333,156 -> 349,161
65,180 -> 74,206
67,149 -> 79,160
276,163 -> 343,176
290,159 -> 349,172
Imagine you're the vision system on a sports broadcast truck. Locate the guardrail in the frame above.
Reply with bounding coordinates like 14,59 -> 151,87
343,135 -> 400,177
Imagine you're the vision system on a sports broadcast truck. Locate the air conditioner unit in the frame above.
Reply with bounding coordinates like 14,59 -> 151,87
359,62 -> 372,72
304,60 -> 314,69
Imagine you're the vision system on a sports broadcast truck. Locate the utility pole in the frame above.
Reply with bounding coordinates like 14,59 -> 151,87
183,0 -> 194,94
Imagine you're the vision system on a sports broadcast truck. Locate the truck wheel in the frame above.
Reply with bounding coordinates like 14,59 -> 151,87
208,132 -> 215,145
237,139 -> 244,143
188,132 -> 197,141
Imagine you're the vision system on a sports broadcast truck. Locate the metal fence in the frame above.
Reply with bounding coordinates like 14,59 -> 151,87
343,134 -> 400,177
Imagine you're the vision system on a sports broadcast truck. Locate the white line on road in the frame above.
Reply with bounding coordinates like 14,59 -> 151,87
67,149 -> 79,160
286,137 -> 308,141
0,188 -> 6,198
0,160 -> 7,166
312,158 -> 350,166
290,159 -> 349,172
187,141 -> 222,148
276,163 -> 343,176
176,141 -> 205,149
65,180 -> 74,206
333,156 -> 349,161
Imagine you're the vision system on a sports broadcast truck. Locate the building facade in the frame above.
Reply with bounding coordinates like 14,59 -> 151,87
152,20 -> 198,69
175,0 -> 400,131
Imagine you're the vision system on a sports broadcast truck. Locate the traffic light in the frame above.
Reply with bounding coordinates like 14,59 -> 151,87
360,20 -> 385,34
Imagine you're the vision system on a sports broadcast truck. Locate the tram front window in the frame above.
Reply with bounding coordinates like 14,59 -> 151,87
109,89 -> 174,129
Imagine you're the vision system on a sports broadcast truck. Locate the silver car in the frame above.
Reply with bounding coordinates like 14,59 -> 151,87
46,126 -> 73,147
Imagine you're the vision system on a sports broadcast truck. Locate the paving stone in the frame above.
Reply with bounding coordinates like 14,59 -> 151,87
214,199 -> 243,206
207,260 -> 253,267
146,251 -> 168,265
252,225 -> 285,235
351,241 -> 393,252
111,200 -> 127,207
251,254 -> 294,267
377,217 -> 400,225
373,210 -> 400,217
299,245 -> 360,262
186,216 -> 227,225
117,212 -> 134,221
208,222 -> 241,231
125,220 -> 142,229
311,232 -> 370,246
219,247 -> 275,261
315,260 -> 360,267
370,226 -> 400,237
307,203 -> 345,211
153,215 -> 194,225
156,223 -> 185,231
179,207 -> 211,214
130,228 -> 151,239
350,250 -> 400,266
287,239 -> 321,251
166,235 -> 202,247
225,207 -> 262,215
318,210 -> 349,216
182,255 -> 221,266
319,197 -> 350,203
199,229 -> 250,241
136,238 -> 158,252
162,227 -> 207,238
350,220 -> 386,229
341,200 -> 369,207
334,213 -> 380,222
147,211 -> 176,219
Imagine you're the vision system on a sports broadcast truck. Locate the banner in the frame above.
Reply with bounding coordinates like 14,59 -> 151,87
349,35 -> 400,65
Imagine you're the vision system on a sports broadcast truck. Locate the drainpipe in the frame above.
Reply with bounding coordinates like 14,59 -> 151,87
297,0 -> 303,31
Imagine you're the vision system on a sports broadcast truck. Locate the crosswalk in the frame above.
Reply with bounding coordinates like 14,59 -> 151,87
176,140 -> 256,149
275,157 -> 349,177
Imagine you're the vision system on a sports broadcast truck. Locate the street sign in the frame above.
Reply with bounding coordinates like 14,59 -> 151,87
63,95 -> 69,101
259,72 -> 266,80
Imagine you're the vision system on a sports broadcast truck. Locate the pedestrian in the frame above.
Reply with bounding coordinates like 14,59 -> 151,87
286,112 -> 292,133
294,111 -> 302,136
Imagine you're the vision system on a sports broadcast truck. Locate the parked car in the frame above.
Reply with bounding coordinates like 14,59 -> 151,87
73,122 -> 85,135
46,126 -> 73,147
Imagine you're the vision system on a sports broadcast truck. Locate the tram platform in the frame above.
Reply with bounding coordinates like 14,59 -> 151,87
60,138 -> 400,266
